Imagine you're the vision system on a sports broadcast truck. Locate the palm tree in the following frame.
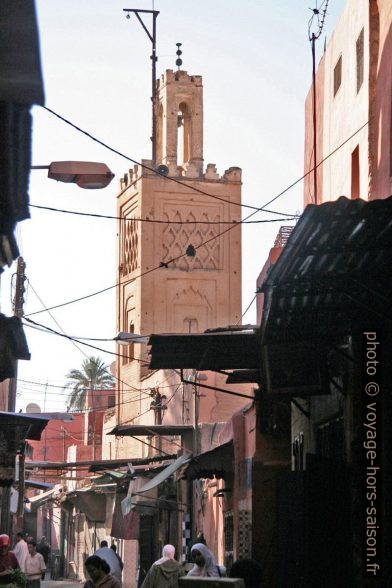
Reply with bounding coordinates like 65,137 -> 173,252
65,356 -> 115,410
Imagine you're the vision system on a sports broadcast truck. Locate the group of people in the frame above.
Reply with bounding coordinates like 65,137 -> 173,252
0,532 -> 51,588
84,541 -> 262,588
141,542 -> 262,587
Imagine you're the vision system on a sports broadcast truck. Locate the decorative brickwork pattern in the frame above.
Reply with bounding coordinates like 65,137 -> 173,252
162,207 -> 221,270
238,510 -> 252,559
121,217 -> 138,276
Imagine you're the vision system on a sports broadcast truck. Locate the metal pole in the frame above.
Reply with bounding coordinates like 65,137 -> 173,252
123,9 -> 159,165
151,11 -> 158,165
311,33 -> 318,204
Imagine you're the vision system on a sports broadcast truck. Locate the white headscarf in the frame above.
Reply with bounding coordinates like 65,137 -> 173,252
154,544 -> 176,566
188,543 -> 220,577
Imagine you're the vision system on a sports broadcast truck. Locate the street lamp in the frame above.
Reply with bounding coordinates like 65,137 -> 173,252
31,161 -> 115,189
114,332 -> 150,344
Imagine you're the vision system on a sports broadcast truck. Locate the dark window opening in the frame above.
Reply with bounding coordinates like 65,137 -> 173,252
356,28 -> 364,93
334,56 -> 342,97
351,145 -> 360,199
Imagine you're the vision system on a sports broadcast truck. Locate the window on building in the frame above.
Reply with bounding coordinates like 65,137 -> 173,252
356,28 -> 364,93
334,56 -> 342,97
108,395 -> 115,408
177,102 -> 190,166
351,145 -> 360,199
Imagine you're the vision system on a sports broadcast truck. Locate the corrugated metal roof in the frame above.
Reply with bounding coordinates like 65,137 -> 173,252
261,196 -> 392,343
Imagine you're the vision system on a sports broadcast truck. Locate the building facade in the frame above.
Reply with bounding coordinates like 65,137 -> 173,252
304,0 -> 392,205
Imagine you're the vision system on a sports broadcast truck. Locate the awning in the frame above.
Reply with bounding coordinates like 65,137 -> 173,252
108,424 -> 193,437
148,327 -> 260,370
28,484 -> 62,509
260,196 -> 392,396
0,412 -> 49,470
136,453 -> 191,494
121,453 -> 191,515
66,488 -> 106,522
89,454 -> 177,472
111,491 -> 139,539
0,0 -> 45,104
183,442 -> 234,480
261,196 -> 392,343
24,480 -> 54,490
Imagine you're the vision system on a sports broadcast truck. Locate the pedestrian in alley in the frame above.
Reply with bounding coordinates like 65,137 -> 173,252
188,543 -> 226,578
229,558 -> 262,588
12,532 -> 29,571
37,537 -> 51,580
0,534 -> 19,586
84,555 -> 121,588
141,544 -> 185,588
94,541 -> 122,585
110,545 -> 123,572
24,540 -> 46,588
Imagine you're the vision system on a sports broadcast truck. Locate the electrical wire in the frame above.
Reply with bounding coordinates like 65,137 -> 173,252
236,293 -> 258,325
24,119 -> 369,318
29,203 -> 298,223
41,105 -> 268,213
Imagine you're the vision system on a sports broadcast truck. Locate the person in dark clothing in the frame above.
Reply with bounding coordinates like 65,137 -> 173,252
37,537 -> 50,580
229,558 -> 262,588
110,545 -> 123,571
0,534 -> 19,585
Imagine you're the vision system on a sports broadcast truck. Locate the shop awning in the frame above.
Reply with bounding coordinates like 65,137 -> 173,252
183,442 -> 234,480
260,195 -> 392,396
28,484 -> 63,509
108,424 -> 194,437
66,488 -> 107,522
148,327 -> 260,370
24,480 -> 53,490
121,453 -> 191,515
261,196 -> 392,343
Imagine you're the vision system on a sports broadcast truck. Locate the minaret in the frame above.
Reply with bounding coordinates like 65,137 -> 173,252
116,66 -> 243,426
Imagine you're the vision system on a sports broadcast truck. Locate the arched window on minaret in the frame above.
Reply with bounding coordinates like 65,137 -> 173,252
177,102 -> 191,166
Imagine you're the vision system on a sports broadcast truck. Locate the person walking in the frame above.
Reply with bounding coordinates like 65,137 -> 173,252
110,545 -> 123,571
94,541 -> 122,585
12,532 -> 29,571
36,537 -> 50,580
141,544 -> 184,588
0,534 -> 19,586
84,555 -> 121,588
24,540 -> 46,588
187,543 -> 226,577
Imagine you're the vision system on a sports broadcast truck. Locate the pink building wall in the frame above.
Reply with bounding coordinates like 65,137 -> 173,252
369,0 -> 392,198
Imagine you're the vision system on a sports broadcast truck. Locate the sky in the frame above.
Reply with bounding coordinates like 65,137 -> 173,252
1,0 -> 346,412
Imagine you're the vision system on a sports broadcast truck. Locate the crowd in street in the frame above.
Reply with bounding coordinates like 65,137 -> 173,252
0,533 -> 50,588
1,532 -> 262,588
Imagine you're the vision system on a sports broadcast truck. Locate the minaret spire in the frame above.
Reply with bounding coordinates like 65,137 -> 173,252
176,42 -> 183,70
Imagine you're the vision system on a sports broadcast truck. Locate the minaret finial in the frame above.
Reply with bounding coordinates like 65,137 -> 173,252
176,43 -> 183,70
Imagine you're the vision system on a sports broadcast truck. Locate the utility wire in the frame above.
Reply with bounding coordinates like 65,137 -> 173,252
25,118 -> 369,318
29,203 -> 298,223
42,105 -> 260,212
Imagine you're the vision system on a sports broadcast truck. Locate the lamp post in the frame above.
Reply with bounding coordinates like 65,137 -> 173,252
31,161 -> 115,189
